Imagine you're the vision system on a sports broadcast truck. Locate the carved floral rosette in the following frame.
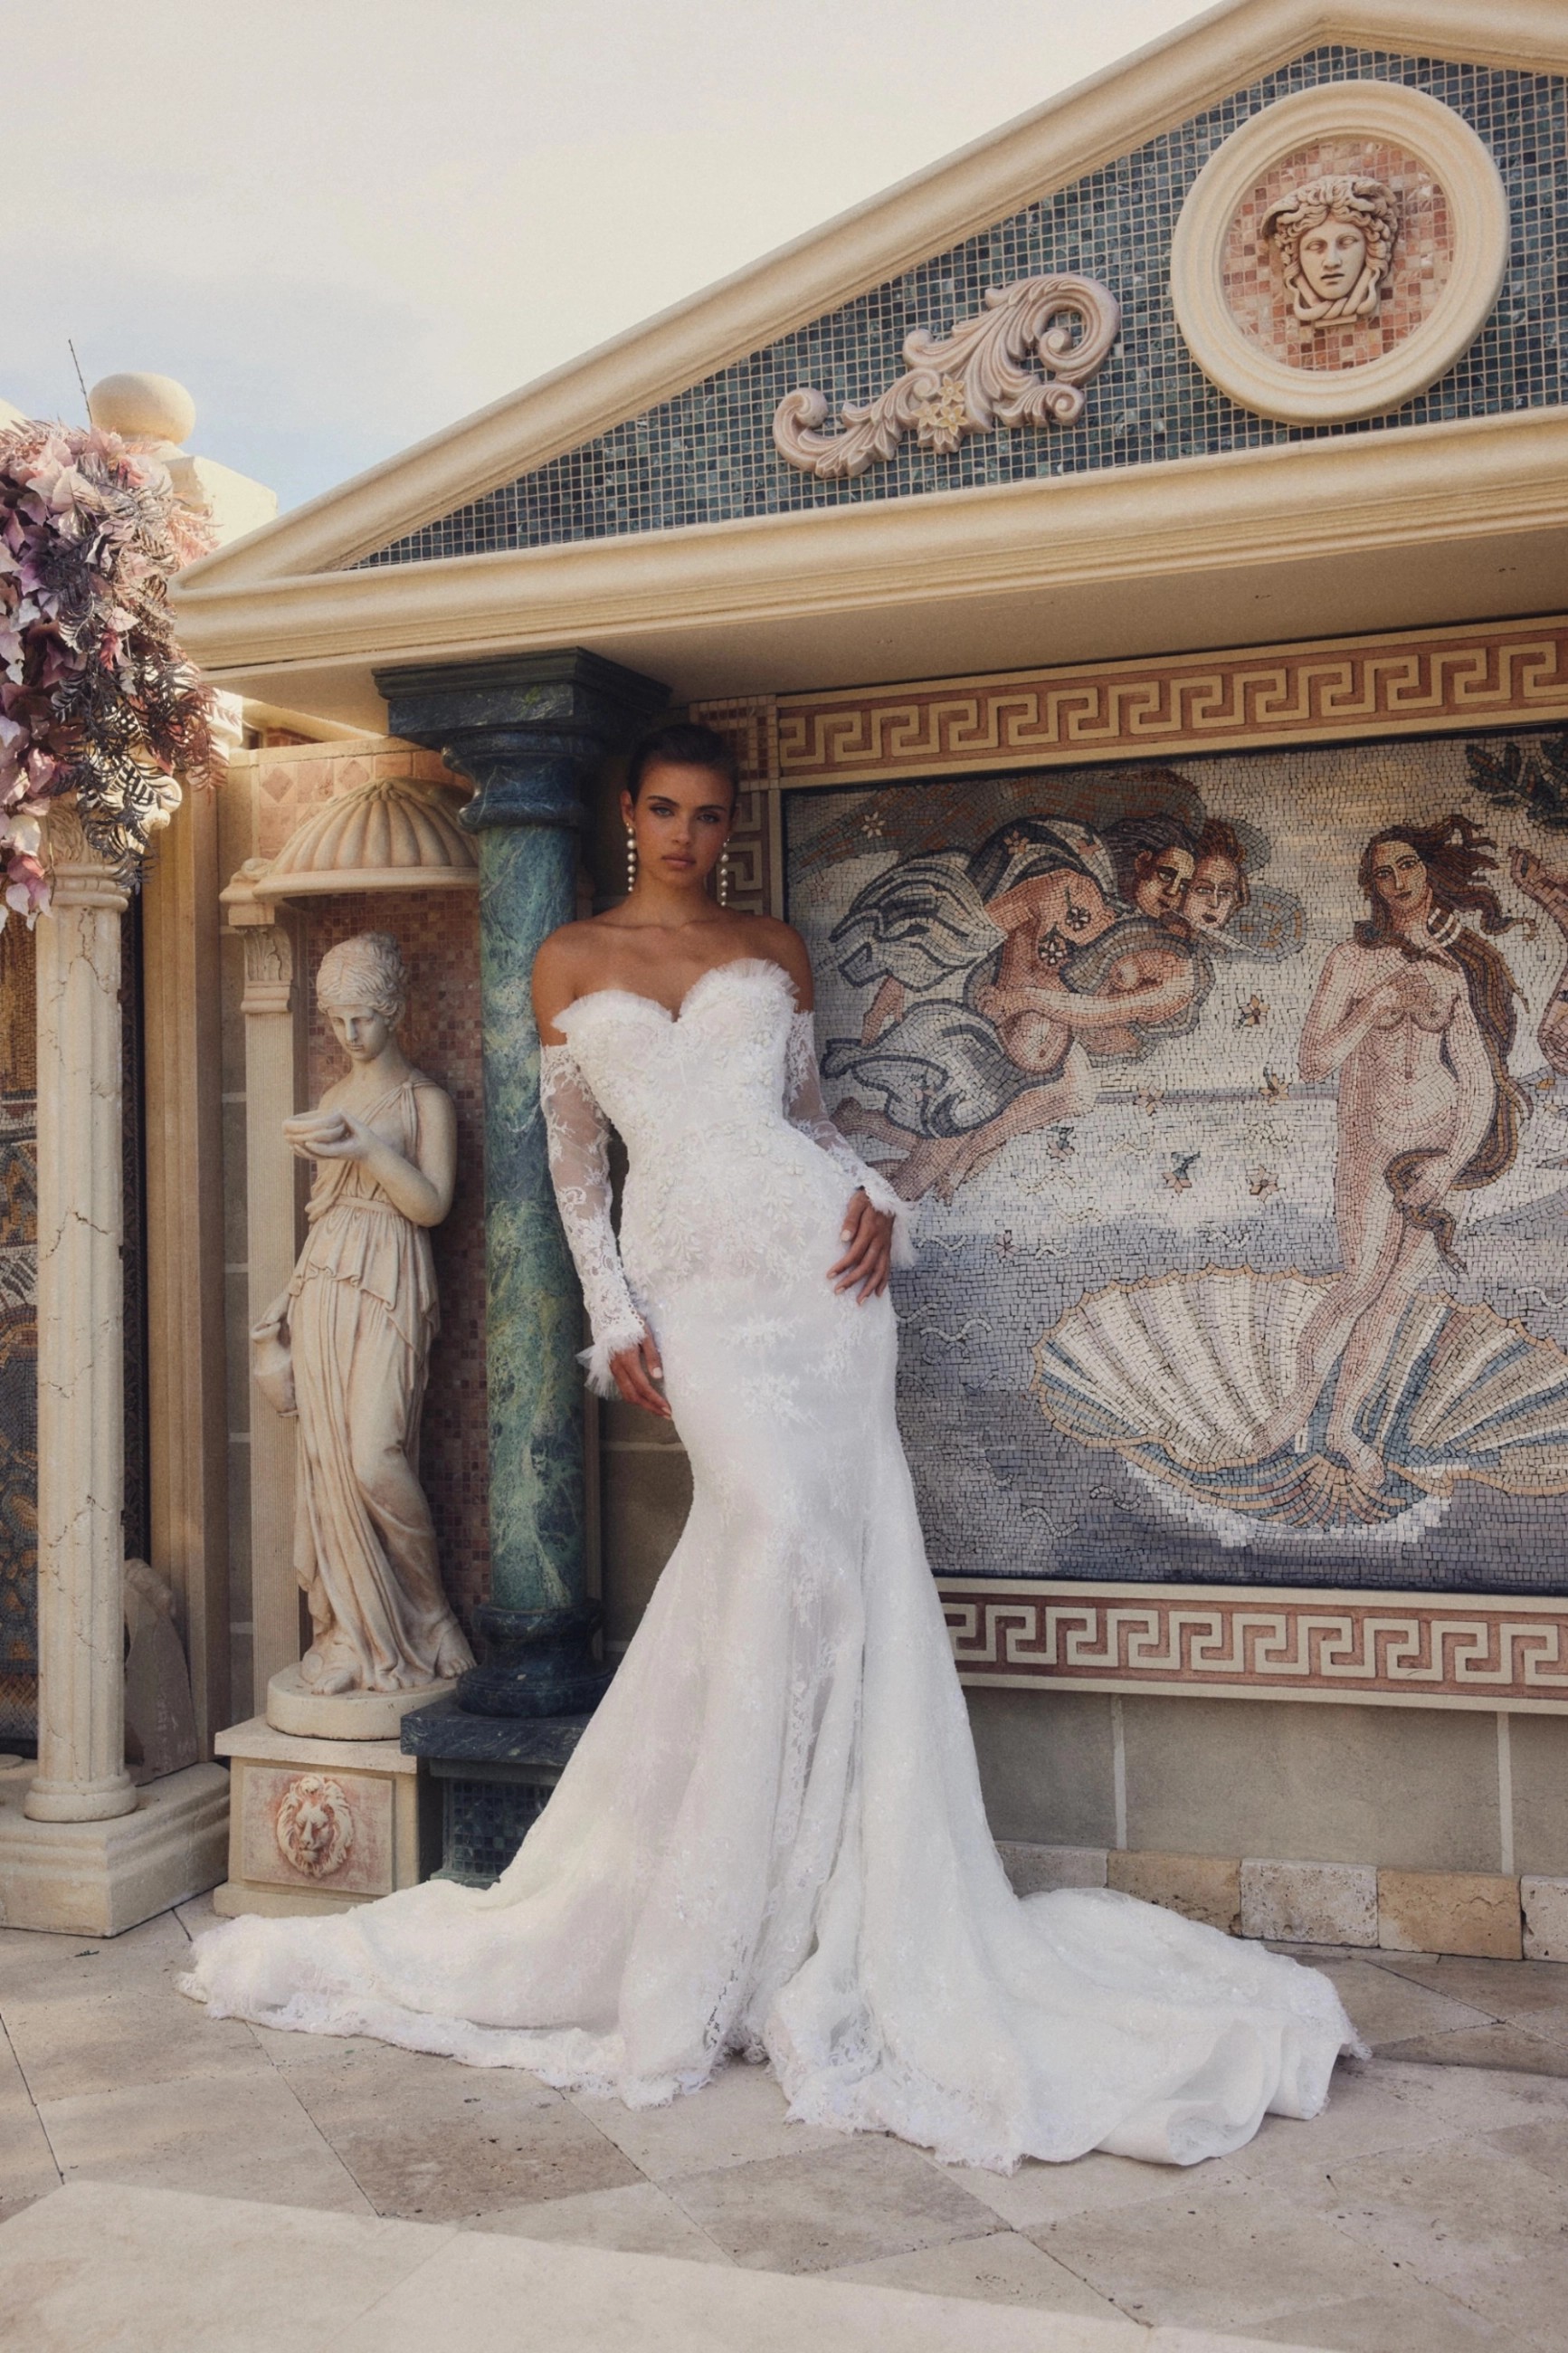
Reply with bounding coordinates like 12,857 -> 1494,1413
774,274 -> 1120,481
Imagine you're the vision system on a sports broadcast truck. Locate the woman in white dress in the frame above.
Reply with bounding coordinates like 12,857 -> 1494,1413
183,725 -> 1355,2172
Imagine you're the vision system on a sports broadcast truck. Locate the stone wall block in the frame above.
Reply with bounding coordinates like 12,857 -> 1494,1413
1377,1868 -> 1522,1959
996,1843 -> 1108,1896
1240,1858 -> 1378,1947
1521,1876 -> 1568,1961
1107,1849 -> 1240,1934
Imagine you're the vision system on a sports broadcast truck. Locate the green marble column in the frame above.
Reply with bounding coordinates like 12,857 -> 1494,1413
381,653 -> 666,1717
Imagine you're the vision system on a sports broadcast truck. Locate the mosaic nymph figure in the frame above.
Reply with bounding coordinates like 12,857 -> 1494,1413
822,813 -> 1237,1201
258,931 -> 472,1698
1260,172 -> 1402,326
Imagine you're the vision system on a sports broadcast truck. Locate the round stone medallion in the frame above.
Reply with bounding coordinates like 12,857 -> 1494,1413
1170,82 -> 1507,424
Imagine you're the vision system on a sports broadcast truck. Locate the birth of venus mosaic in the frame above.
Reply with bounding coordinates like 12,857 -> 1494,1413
788,729 -> 1568,1598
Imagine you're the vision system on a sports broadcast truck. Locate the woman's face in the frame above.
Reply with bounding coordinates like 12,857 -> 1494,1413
327,1003 -> 394,1062
1186,855 -> 1242,934
1298,218 -> 1367,303
622,761 -> 731,891
1370,840 -> 1431,924
1132,846 -> 1194,923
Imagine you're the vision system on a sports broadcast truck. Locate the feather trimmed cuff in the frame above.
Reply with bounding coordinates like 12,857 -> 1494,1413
855,1168 -> 917,1269
579,1321 -> 649,1399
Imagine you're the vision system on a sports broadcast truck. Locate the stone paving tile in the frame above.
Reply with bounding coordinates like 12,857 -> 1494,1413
0,2031 -> 58,2209
1370,1956 -> 1568,2042
1355,2056 -> 1568,2137
1315,2136 -> 1568,2282
1377,2024 -> 1568,2075
0,1957 -> 269,2101
955,2143 -> 1195,2233
569,2055 -> 848,2181
1031,2180 -> 1401,2331
38,2064 -> 372,2213
669,2135 -> 1006,2274
0,2179 -> 454,2353
468,2177 -> 734,2263
0,1910 -> 193,1999
1316,1960 -> 1495,2050
1433,2245 -> 1568,2353
828,2226 -> 1131,2318
1481,2111 -> 1568,2184
284,2039 -> 641,2223
1239,2276 -> 1511,2348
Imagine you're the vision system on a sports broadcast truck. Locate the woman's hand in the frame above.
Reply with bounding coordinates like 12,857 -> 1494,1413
830,1190 -> 895,1302
611,1333 -> 672,1419
300,1111 -> 374,1163
1400,1155 -> 1458,1210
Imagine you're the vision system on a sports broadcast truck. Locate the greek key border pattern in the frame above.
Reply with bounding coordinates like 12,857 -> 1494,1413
773,620 -> 1568,783
688,695 -> 779,917
937,1582 -> 1568,1710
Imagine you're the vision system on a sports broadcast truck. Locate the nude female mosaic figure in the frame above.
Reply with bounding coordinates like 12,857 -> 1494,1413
183,724 -> 1356,2173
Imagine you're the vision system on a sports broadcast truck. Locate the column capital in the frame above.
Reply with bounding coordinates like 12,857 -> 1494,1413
375,650 -> 668,833
44,800 -> 131,914
238,922 -> 296,1018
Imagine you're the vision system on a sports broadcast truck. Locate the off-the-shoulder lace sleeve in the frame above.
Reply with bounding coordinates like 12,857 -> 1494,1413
784,1012 -> 916,1268
539,1043 -> 648,1396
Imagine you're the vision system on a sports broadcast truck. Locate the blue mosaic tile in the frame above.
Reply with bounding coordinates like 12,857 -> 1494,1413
359,47 -> 1567,569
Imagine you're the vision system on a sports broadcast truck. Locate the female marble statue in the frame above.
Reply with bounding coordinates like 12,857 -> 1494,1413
260,931 -> 472,1698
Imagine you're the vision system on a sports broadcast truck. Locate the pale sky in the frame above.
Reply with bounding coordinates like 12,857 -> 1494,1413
5,0 -> 1213,513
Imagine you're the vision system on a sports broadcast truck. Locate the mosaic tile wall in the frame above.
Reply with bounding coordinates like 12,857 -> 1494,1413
787,726 -> 1568,1597
302,891 -> 489,1633
0,921 -> 35,1739
361,47 -> 1565,565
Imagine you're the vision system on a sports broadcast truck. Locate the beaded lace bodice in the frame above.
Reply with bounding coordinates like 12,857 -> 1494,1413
541,957 -> 911,1390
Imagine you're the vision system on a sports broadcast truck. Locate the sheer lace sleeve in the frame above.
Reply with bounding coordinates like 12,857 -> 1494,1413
784,1012 -> 916,1269
539,1043 -> 648,1396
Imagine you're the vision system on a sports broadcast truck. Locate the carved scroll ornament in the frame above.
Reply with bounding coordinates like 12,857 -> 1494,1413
773,274 -> 1120,481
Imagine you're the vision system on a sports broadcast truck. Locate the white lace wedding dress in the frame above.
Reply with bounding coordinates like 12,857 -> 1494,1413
183,957 -> 1356,2170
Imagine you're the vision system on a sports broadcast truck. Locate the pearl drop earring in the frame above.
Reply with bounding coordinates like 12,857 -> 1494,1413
718,845 -> 730,907
625,826 -> 637,891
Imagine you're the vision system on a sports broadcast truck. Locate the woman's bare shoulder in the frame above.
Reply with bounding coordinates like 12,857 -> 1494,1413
745,915 -> 815,1004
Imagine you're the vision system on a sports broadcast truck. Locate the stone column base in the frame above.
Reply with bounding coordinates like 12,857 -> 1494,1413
212,1719 -> 437,1919
0,1758 -> 229,1938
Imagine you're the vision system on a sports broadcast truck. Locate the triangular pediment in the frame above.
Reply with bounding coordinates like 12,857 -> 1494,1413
177,0 -> 1567,606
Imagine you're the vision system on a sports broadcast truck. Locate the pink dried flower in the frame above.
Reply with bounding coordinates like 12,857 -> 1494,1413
0,413 -> 216,917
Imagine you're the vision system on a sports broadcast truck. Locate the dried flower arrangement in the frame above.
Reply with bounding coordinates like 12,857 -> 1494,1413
0,420 -> 215,927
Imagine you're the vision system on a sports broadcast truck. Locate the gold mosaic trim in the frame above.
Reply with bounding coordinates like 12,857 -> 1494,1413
759,618 -> 1568,783
938,1579 -> 1568,1711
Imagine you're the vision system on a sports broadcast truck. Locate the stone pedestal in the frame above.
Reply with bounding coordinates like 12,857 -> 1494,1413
401,1699 -> 586,1887
212,1719 -> 437,1919
379,652 -> 666,1722
265,1667 -> 460,1743
0,1756 -> 230,1938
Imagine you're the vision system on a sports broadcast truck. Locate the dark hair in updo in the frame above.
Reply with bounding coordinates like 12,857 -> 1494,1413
625,721 -> 739,805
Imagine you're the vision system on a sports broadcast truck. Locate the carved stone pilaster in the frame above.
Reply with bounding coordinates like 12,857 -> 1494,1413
26,805 -> 136,1823
237,914 -> 306,1705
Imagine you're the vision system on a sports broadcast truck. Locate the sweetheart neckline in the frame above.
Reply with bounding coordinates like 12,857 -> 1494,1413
560,957 -> 794,1029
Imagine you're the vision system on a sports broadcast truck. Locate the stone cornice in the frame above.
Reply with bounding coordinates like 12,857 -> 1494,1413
171,410 -> 1568,707
175,0 -> 1568,596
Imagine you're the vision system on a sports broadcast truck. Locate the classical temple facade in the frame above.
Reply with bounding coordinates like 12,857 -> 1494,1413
7,0 -> 1568,1952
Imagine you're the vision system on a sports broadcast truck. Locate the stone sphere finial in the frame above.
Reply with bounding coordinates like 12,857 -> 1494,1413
87,372 -> 196,449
